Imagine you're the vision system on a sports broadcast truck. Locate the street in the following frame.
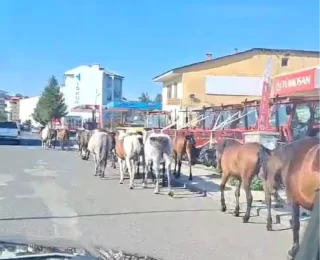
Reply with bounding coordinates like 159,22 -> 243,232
0,144 -> 293,260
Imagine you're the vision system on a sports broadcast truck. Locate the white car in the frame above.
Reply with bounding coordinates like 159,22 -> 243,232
0,121 -> 21,144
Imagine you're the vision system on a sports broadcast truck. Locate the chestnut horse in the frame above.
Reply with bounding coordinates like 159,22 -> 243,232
259,137 -> 320,259
55,128 -> 69,150
216,138 -> 266,223
173,133 -> 197,180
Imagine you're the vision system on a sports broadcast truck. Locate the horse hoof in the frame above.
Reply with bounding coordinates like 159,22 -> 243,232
142,183 -> 147,188
129,186 -> 134,190
242,215 -> 249,223
154,189 -> 159,194
266,225 -> 272,231
221,205 -> 227,212
168,191 -> 174,197
189,177 -> 193,181
233,211 -> 240,217
119,180 -> 124,184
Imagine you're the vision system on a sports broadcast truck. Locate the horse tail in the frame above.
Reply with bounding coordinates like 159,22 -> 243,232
258,144 -> 272,181
99,136 -> 109,166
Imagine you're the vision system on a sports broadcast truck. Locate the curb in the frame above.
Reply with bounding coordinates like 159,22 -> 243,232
171,174 -> 310,228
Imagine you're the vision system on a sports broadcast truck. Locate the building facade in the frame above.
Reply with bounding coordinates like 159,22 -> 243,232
0,90 -> 7,117
5,97 -> 21,121
61,64 -> 124,127
19,96 -> 40,126
153,48 -> 319,127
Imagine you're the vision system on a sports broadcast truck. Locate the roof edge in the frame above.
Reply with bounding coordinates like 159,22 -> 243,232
153,48 -> 320,81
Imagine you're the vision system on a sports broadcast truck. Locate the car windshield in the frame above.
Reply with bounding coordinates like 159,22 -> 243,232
0,122 -> 18,129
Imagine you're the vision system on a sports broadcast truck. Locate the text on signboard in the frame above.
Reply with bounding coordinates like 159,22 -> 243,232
275,75 -> 311,92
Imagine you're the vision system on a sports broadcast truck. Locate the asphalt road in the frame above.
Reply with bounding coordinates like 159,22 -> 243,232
0,144 -> 293,260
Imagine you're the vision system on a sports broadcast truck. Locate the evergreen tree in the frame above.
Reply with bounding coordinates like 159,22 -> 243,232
138,92 -> 151,102
32,76 -> 68,126
154,93 -> 162,102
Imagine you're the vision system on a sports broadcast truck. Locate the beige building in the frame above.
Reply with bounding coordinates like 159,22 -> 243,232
153,48 -> 319,126
5,97 -> 21,121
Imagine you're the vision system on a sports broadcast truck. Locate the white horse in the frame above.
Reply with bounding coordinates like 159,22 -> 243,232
41,124 -> 54,149
117,132 -> 144,189
87,131 -> 113,178
143,131 -> 174,196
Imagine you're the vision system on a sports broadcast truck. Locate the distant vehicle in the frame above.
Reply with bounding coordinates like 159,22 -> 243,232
0,121 -> 21,144
31,126 -> 40,133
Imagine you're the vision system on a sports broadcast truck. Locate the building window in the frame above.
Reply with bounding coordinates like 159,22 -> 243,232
281,57 -> 289,67
167,85 -> 172,99
173,83 -> 177,98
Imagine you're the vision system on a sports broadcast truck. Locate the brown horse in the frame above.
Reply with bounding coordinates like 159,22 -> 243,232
55,129 -> 69,150
216,138 -> 265,223
259,137 -> 320,259
173,133 -> 197,180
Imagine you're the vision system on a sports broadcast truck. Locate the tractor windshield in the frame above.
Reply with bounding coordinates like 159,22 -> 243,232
145,114 -> 167,128
238,106 -> 259,128
269,104 -> 293,127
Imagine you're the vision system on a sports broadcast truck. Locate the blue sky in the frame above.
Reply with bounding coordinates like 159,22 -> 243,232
0,0 -> 318,100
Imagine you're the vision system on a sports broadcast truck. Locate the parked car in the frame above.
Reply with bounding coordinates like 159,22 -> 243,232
0,121 -> 21,144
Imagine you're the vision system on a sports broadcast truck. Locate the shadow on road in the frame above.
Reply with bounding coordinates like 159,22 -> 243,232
0,208 -> 219,222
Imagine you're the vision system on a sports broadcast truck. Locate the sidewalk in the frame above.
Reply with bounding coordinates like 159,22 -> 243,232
170,162 -> 311,228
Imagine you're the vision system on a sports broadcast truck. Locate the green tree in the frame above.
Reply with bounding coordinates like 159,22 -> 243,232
0,111 -> 7,121
138,92 -> 151,102
23,119 -> 32,126
32,76 -> 68,126
154,93 -> 162,103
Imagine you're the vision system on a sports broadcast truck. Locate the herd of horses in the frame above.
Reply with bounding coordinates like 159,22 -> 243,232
39,124 -> 319,259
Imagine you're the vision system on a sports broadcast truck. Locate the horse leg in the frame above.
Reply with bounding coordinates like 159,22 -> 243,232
164,155 -> 173,197
126,157 -> 134,189
220,174 -> 229,212
161,162 -> 166,187
188,163 -> 193,181
233,179 -> 242,217
100,158 -> 107,178
176,158 -> 182,179
112,150 -> 116,169
263,181 -> 273,231
142,160 -> 149,188
173,157 -> 177,176
153,161 -> 160,194
288,203 -> 300,259
93,153 -> 99,176
61,140 -> 64,150
242,180 -> 253,223
119,158 -> 125,184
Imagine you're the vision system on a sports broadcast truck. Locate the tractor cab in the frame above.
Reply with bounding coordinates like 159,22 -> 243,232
144,110 -> 171,130
269,95 -> 320,142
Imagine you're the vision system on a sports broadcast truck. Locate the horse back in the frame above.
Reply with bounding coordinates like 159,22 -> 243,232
281,137 -> 320,210
221,142 -> 261,177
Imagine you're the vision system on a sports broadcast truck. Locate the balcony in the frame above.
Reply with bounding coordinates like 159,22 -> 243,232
166,98 -> 181,105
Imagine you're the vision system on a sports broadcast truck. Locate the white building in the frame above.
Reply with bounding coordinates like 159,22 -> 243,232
0,90 -> 7,116
5,97 -> 21,121
19,96 -> 40,126
61,64 -> 124,126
